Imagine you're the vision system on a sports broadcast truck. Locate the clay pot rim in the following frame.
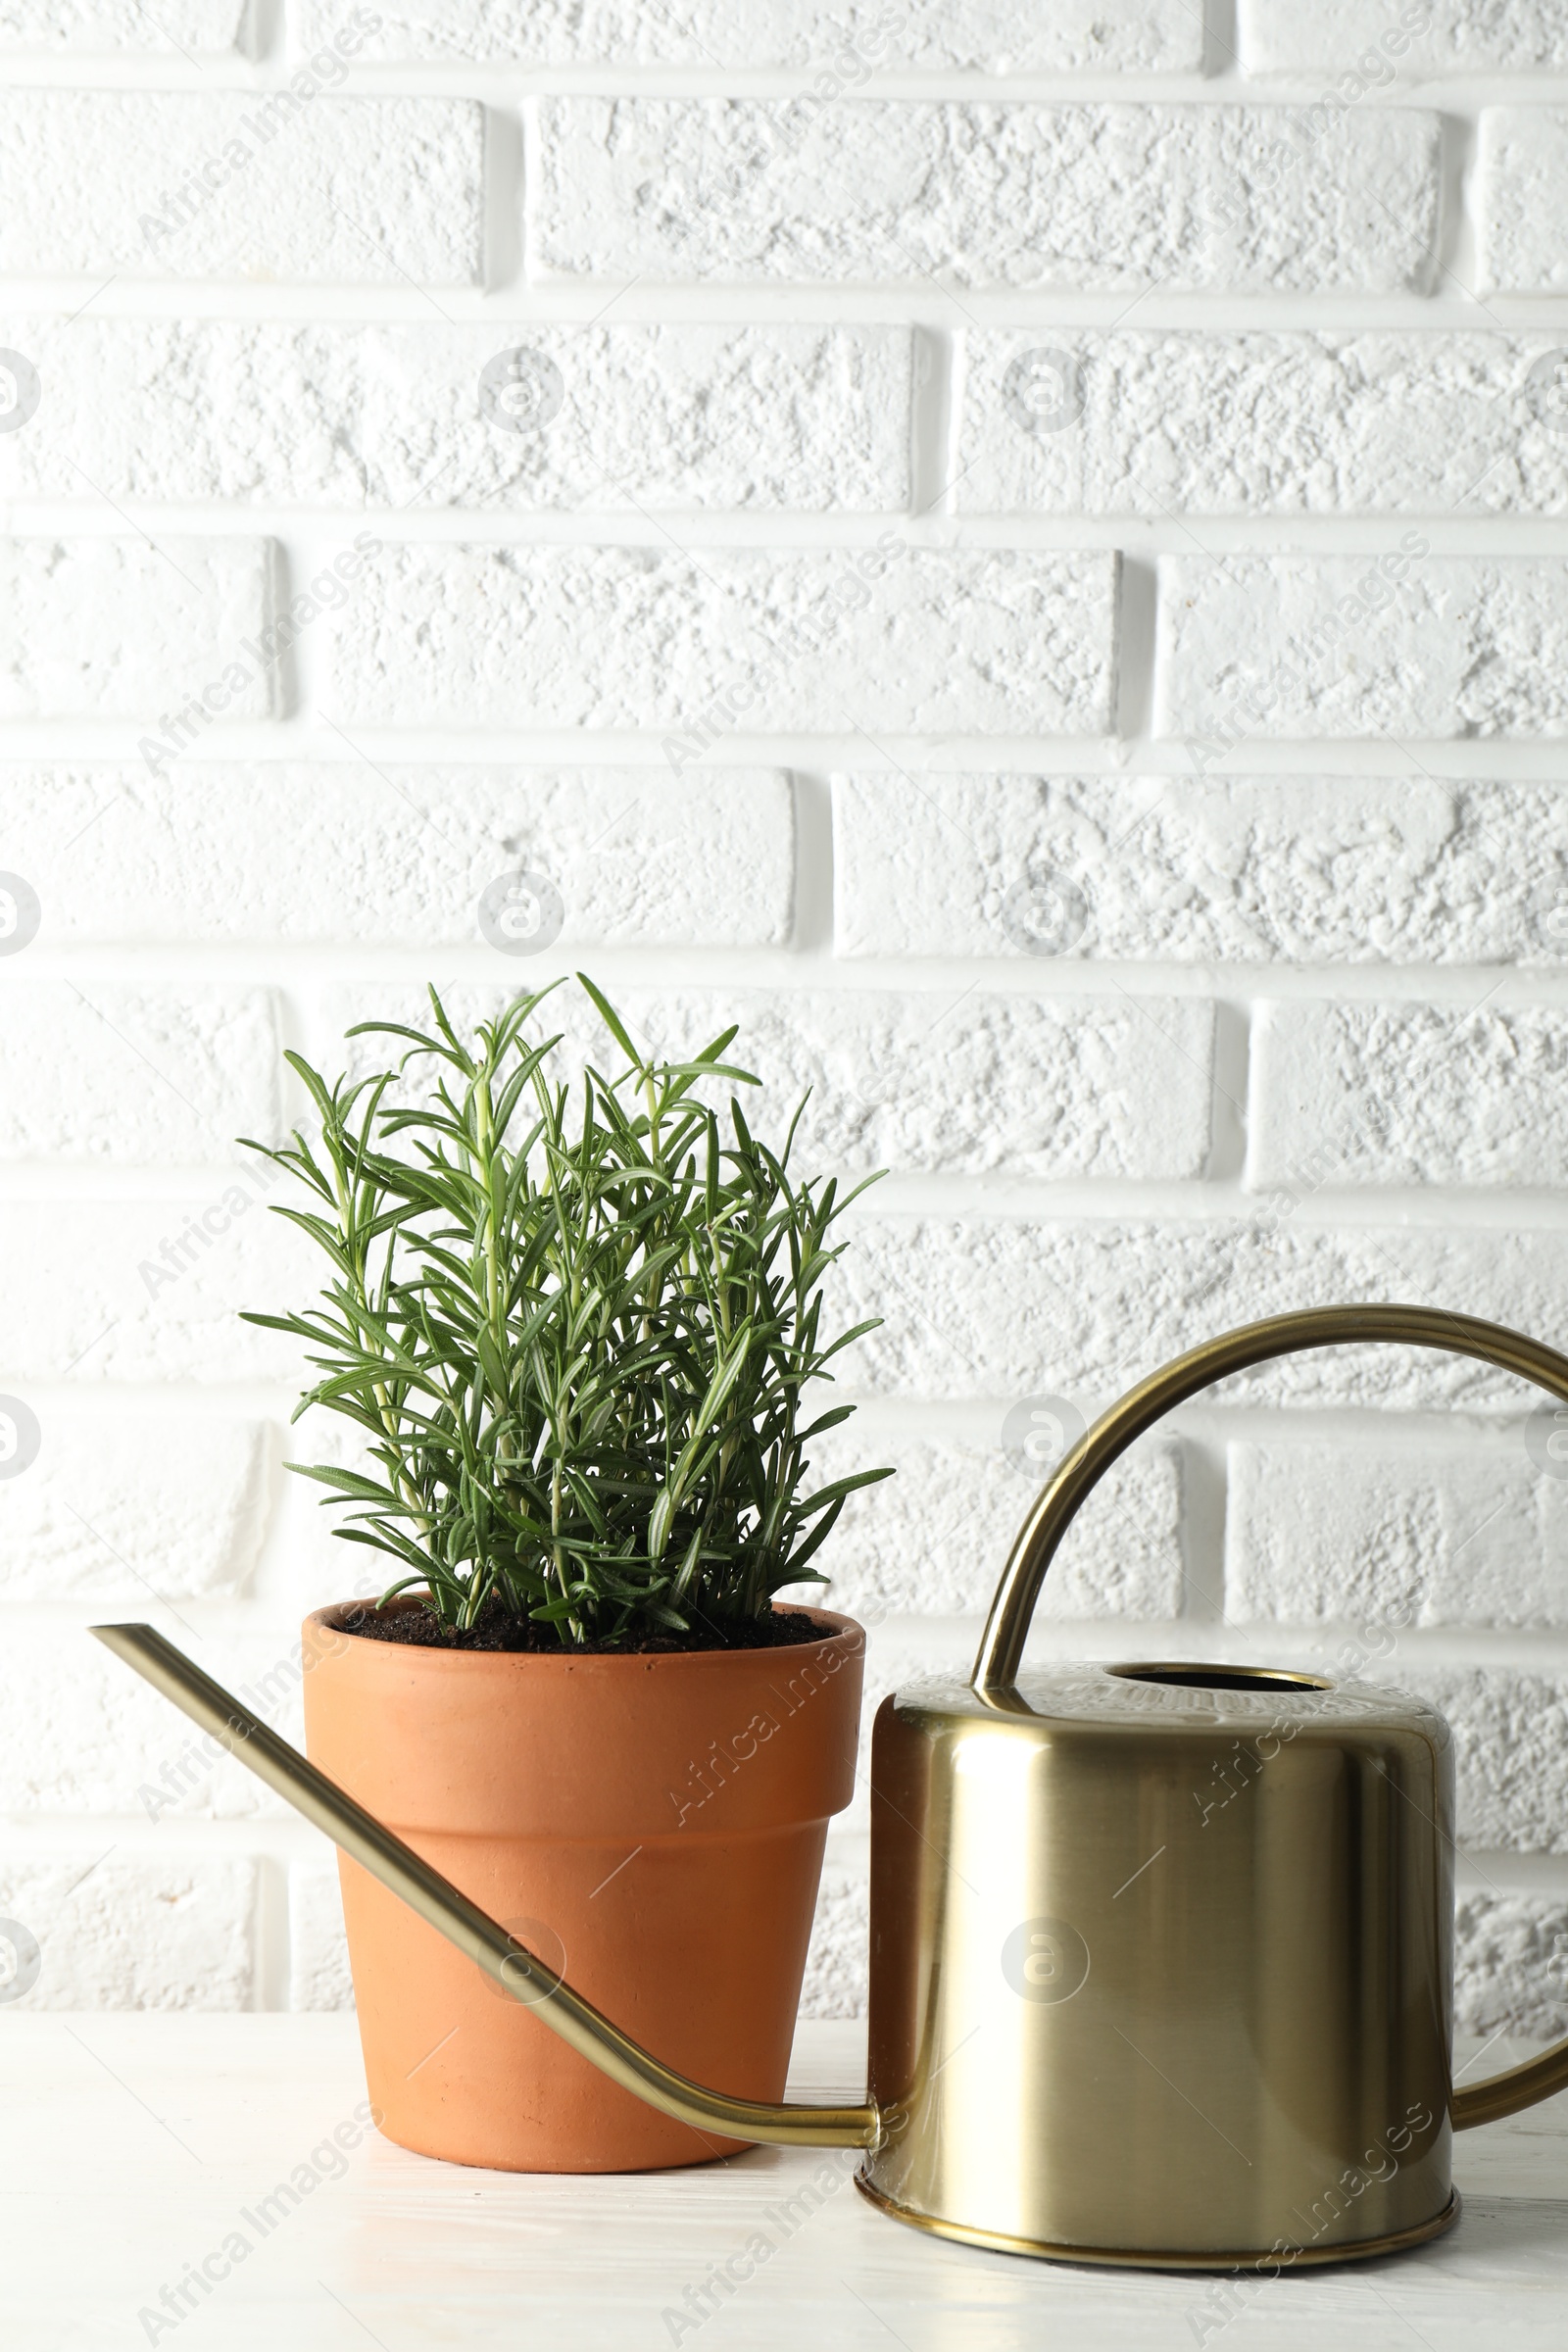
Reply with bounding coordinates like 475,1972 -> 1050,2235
305,1593 -> 864,1677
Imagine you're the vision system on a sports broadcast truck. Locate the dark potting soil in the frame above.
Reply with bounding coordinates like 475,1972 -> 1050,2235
334,1596 -> 833,1655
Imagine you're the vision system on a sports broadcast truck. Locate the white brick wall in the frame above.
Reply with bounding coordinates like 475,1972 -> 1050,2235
1227,1439 -> 1568,1626
305,1 -> 1205,71
800,1430 -> 1186,1618
1480,111 -> 1568,294
1249,1002 -> 1568,1189
953,333 -> 1568,517
1240,3 -> 1568,74
0,540 -> 277,721
832,776 -> 1568,964
0,92 -> 484,282
1,2 -> 1565,2046
0,1854 -> 257,2008
0,1412 -> 270,1600
0,769 -> 796,945
530,100 -> 1442,290
831,1220 -> 1568,1409
0,983 -> 283,1161
322,545 -> 1119,734
1156,554 -> 1568,739
0,5 -> 253,54
0,320 -> 912,510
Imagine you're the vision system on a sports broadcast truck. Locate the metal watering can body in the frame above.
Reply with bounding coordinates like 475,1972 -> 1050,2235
97,1306 -> 1568,2270
862,1661 -> 1454,2263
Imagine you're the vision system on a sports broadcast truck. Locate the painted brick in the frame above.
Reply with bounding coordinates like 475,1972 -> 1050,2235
268,1405 -> 407,1620
324,546 -> 1119,736
954,331 -> 1568,517
828,1218 -> 1568,1411
1240,2 -> 1568,74
732,988 -> 1210,1181
0,1200 -> 315,1388
0,1854 -> 257,2009
1226,1440 -> 1568,1629
609,986 -> 1211,1181
309,0 -> 1203,70
1250,1001 -> 1568,1191
530,100 -> 1440,292
289,1862 -> 354,2011
800,1857 -> 868,2022
0,983 -> 282,1164
0,768 -> 795,948
841,1624 -> 979,1834
0,92 -> 482,283
1402,1670 -> 1568,1854
0,319 -> 912,513
0,2 -> 251,49
0,540 -> 275,722
832,776 -> 1568,966
0,1414 -> 269,1602
324,981 -> 1211,1181
1481,111 -> 1568,294
0,1626 -> 327,1818
786,1430 -> 1185,1620
1454,1894 -> 1568,2037
1156,554 -> 1568,740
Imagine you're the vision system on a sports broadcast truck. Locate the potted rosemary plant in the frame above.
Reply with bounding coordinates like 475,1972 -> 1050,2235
244,980 -> 888,2173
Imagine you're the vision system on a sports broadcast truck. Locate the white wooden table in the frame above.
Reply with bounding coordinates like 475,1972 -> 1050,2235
5,2017 -> 1565,2348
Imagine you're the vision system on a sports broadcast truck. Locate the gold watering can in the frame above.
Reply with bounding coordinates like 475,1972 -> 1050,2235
97,1306 -> 1568,2270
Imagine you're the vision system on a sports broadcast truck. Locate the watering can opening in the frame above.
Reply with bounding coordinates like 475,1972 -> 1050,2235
1105,1663 -> 1334,1693
94,1305 -> 1568,2270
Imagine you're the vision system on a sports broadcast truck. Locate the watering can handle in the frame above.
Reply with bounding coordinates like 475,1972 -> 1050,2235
973,1300 -> 1568,2131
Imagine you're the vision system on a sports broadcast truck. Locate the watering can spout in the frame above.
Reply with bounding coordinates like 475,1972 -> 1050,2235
89,1622 -> 880,2153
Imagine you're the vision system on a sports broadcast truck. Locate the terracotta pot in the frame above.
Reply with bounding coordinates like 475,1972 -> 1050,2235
301,1597 -> 864,2173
